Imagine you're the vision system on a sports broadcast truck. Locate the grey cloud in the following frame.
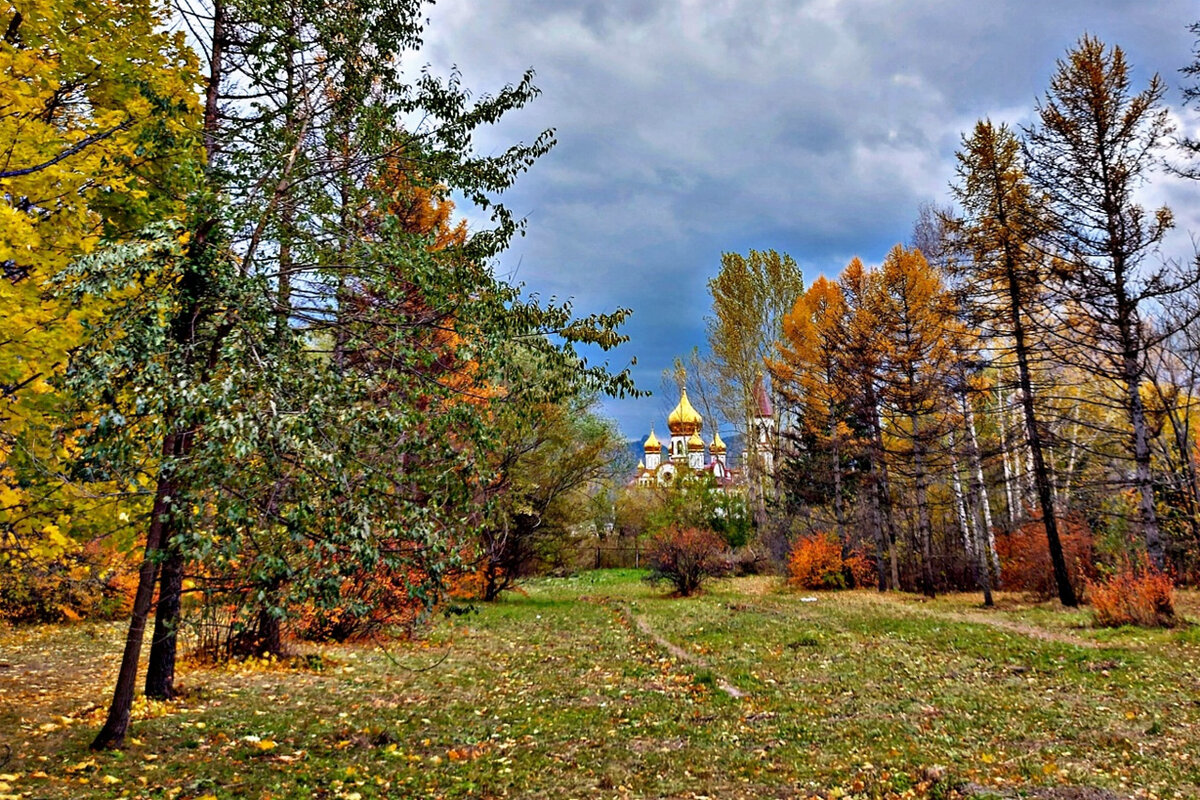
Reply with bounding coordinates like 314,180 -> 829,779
418,0 -> 1200,436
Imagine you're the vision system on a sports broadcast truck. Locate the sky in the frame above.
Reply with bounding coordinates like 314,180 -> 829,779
417,1 -> 1200,440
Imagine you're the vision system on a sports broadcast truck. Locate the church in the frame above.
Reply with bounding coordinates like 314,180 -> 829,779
633,376 -> 776,488
634,384 -> 729,487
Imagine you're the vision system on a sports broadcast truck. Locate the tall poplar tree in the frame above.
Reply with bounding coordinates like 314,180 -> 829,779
706,249 -> 803,526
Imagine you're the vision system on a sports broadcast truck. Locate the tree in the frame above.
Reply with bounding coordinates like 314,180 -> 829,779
873,245 -> 961,597
80,0 -> 638,750
771,277 -> 861,567
706,250 -> 804,524
837,258 -> 902,589
951,119 -> 1078,606
0,0 -> 199,621
1024,35 -> 1178,570
477,385 -> 626,600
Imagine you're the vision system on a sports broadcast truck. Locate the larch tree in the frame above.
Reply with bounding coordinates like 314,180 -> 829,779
1023,35 -> 1178,571
873,245 -> 961,597
838,258 -> 902,589
771,277 -> 859,563
951,119 -> 1078,606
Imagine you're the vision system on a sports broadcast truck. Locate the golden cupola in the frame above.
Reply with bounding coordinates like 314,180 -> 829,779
643,427 -> 662,452
709,430 -> 726,454
667,386 -> 703,436
687,432 -> 705,450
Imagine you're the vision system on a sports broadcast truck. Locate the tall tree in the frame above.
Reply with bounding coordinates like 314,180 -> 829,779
706,250 -> 803,524
951,119 -> 1078,606
82,0 -> 637,750
838,258 -> 902,589
772,277 -> 857,553
1024,35 -> 1177,570
873,245 -> 960,597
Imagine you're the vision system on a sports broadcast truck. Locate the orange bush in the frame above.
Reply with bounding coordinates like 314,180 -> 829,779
996,513 -> 1094,599
787,533 -> 872,590
1088,566 -> 1176,628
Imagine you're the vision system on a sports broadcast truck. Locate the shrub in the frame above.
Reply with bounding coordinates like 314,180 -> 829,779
0,551 -> 134,624
1088,565 -> 1176,628
996,513 -> 1094,599
645,526 -> 729,596
786,533 -> 875,590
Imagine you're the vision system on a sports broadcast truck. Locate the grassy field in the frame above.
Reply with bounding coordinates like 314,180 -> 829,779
1,571 -> 1199,799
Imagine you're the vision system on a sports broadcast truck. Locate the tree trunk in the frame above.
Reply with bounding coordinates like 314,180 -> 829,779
910,412 -> 936,598
1125,359 -> 1165,569
91,442 -> 176,750
962,396 -> 999,588
998,390 -> 1018,527
144,547 -> 184,700
1005,260 -> 1077,605
866,385 -> 900,590
831,423 -> 846,541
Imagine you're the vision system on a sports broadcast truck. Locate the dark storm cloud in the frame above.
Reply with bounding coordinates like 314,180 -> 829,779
417,0 -> 1200,438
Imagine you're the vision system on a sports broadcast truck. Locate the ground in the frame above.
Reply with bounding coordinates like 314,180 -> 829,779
1,571 -> 1199,799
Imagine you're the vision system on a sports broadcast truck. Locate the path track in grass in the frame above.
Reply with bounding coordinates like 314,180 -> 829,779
603,598 -> 748,698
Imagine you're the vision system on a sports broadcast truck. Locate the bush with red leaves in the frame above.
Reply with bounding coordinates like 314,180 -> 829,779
996,514 -> 1094,599
645,526 -> 730,596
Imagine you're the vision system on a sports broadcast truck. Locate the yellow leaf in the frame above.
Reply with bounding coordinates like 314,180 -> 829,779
254,739 -> 277,751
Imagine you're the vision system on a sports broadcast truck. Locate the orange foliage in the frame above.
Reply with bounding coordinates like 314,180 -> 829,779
293,561 -> 431,642
995,514 -> 1094,599
786,533 -> 874,590
1088,566 -> 1176,628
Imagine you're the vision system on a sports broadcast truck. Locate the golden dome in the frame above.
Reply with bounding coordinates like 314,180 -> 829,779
643,427 -> 662,452
709,430 -> 726,453
667,386 -> 703,436
687,432 -> 704,449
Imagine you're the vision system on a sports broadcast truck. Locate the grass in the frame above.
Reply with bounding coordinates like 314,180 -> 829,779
1,570 -> 1198,799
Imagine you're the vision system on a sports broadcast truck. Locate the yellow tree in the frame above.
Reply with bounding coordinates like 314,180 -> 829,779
837,258 -> 903,589
0,0 -> 199,600
873,245 -> 961,597
772,278 -> 860,556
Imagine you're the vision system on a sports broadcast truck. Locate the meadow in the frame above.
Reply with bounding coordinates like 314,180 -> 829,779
1,571 -> 1198,799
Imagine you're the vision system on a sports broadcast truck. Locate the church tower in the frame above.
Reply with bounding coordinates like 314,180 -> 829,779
750,373 -> 775,476
667,385 -> 703,464
643,427 -> 662,470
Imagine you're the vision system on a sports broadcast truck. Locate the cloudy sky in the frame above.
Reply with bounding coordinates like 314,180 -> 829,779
418,1 -> 1200,440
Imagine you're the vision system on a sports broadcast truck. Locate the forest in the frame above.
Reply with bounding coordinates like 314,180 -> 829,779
3,0 -> 1200,797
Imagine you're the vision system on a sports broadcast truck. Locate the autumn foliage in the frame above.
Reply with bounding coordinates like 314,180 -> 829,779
645,526 -> 730,596
1088,566 -> 1176,628
786,533 -> 874,590
996,514 -> 1094,600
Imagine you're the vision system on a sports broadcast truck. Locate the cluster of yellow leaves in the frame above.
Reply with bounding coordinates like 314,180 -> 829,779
0,0 -> 200,579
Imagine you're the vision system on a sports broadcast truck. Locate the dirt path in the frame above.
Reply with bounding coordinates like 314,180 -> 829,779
847,592 -> 1108,649
580,595 -> 748,698
608,600 -> 747,699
